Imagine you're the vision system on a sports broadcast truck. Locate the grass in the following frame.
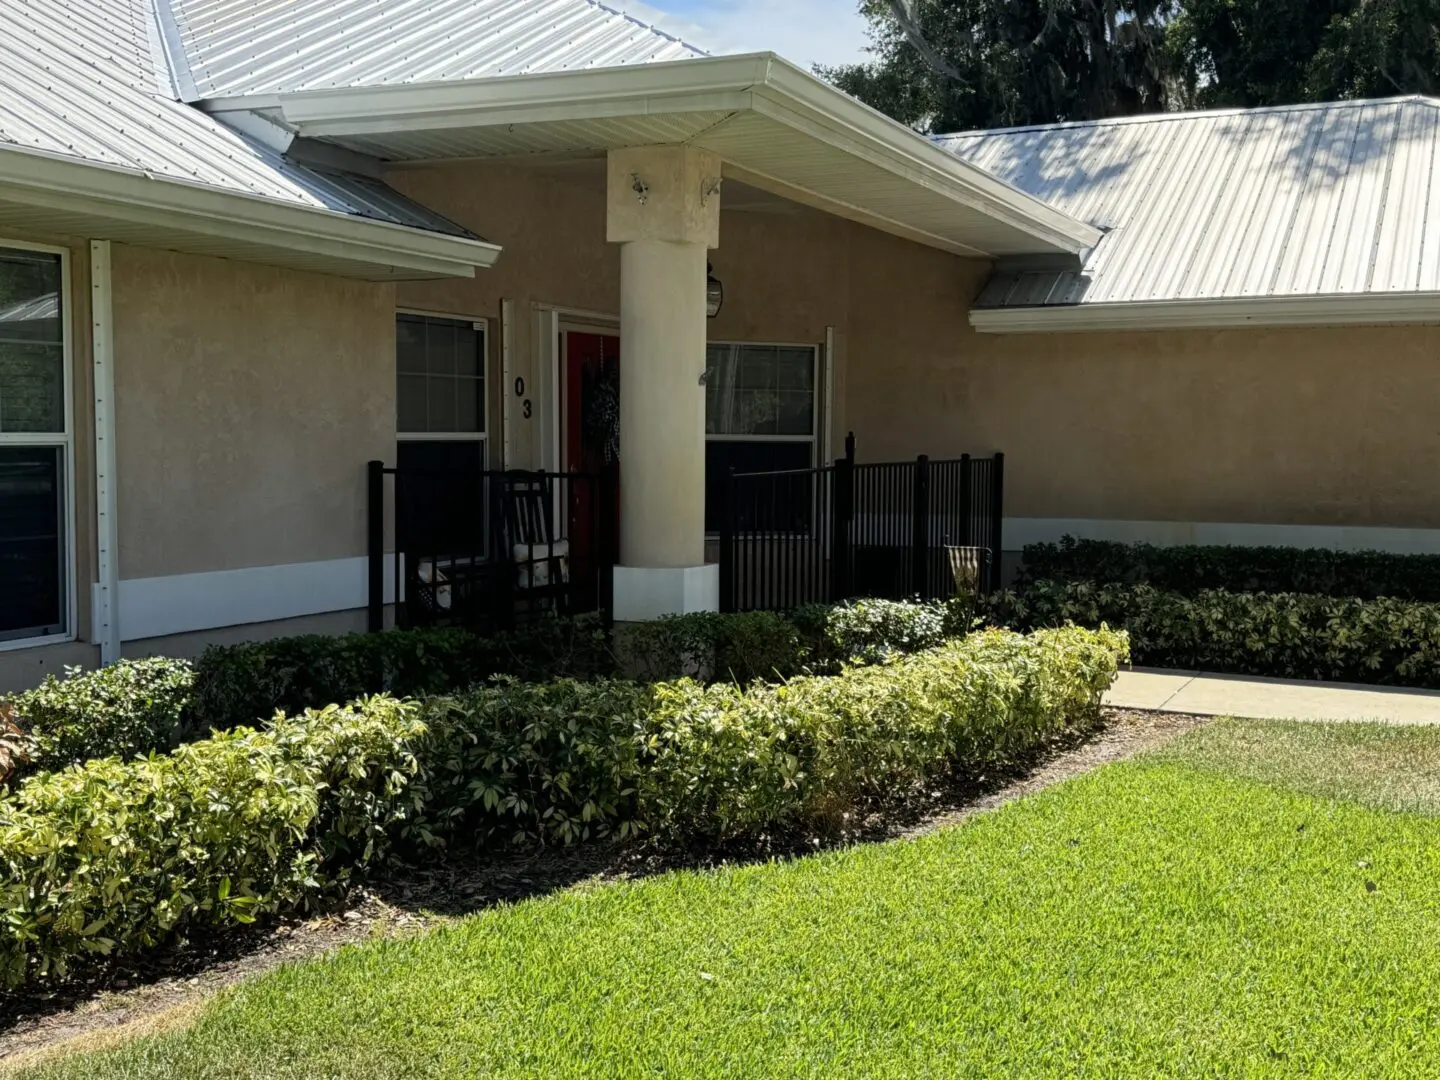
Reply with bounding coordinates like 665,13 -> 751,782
18,719 -> 1440,1079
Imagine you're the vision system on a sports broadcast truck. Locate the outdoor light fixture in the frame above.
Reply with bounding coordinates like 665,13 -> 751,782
707,263 -> 724,318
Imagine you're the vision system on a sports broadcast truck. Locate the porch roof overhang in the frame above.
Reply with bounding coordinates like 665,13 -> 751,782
0,146 -> 503,281
245,54 -> 1103,260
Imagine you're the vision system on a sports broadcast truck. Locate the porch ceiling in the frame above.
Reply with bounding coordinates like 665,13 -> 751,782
256,54 -> 1102,260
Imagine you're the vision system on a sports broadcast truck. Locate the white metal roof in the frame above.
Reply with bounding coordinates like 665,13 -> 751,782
161,0 -> 706,102
0,0 -> 497,276
942,97 -> 1440,318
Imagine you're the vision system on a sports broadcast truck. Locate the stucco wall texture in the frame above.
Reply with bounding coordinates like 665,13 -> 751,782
394,158 -> 1440,533
110,245 -> 396,579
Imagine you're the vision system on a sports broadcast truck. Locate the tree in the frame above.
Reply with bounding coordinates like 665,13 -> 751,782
1305,0 -> 1440,99
821,0 -> 1174,133
828,0 -> 1440,133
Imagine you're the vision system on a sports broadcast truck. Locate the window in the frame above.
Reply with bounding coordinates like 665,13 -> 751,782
0,245 -> 69,644
397,313 -> 486,439
704,343 -> 819,532
396,313 -> 487,557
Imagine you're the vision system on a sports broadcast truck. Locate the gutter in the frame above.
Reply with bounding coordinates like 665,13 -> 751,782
969,292 -> 1440,334
267,53 -> 1102,256
0,146 -> 502,279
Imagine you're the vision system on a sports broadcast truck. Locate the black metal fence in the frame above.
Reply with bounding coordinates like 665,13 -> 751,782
367,461 -> 616,632
719,435 -> 1004,613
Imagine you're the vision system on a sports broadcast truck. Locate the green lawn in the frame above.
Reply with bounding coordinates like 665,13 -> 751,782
20,719 -> 1440,1079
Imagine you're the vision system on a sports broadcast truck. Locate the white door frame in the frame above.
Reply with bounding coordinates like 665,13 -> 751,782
532,302 -> 618,474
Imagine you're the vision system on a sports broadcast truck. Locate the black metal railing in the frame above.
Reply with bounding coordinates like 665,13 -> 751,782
720,435 -> 1004,613
367,461 -> 616,632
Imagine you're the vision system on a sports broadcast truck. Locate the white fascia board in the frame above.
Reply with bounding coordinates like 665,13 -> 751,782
275,54 -> 772,134
271,53 -> 1101,255
751,60 -> 1102,255
970,292 -> 1440,334
0,146 -> 500,278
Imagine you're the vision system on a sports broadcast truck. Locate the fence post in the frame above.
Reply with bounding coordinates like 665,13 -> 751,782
366,460 -> 384,633
831,443 -> 854,601
989,452 -> 1005,593
719,467 -> 736,614
912,454 -> 930,598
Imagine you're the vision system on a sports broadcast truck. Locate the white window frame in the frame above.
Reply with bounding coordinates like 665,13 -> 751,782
704,340 -> 823,540
705,340 -> 822,450
396,307 -> 489,464
0,238 -> 77,653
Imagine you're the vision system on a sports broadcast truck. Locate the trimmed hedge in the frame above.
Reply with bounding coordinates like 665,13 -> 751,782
0,626 -> 1127,987
0,697 -> 424,988
987,579 -> 1440,688
412,626 -> 1128,847
624,611 -> 811,684
628,598 -> 971,685
1020,536 -> 1440,602
636,626 -> 1126,841
192,618 -> 615,732
5,659 -> 196,777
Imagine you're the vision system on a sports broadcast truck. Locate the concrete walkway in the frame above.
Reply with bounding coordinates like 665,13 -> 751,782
1106,668 -> 1440,724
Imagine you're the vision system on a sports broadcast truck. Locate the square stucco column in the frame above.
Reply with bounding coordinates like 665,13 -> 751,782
607,145 -> 723,621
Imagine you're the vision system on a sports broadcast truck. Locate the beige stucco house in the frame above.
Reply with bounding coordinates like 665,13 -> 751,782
4,0 -> 1440,691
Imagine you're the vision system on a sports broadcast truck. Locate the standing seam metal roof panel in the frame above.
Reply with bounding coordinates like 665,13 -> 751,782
0,0 -> 480,239
941,97 -> 1440,308
160,0 -> 707,99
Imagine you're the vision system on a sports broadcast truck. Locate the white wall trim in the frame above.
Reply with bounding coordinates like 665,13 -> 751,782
822,325 -> 836,465
970,293 -> 1440,334
500,297 -> 514,469
533,307 -> 562,473
97,557 -> 401,643
1005,517 -> 1440,556
90,240 -> 122,663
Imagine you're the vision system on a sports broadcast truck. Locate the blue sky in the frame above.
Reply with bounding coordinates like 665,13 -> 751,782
639,1 -> 874,69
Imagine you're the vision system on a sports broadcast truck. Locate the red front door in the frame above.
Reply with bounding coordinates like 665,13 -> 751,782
564,332 -> 621,582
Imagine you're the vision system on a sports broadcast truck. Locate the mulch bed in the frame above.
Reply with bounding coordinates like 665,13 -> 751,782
0,707 -> 1208,1066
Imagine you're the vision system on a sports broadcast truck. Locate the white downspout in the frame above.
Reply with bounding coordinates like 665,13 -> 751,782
90,240 -> 122,664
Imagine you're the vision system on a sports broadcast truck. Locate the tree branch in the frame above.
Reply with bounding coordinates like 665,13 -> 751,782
885,0 -> 968,82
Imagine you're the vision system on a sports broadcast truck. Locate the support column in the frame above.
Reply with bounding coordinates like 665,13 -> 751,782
606,145 -> 723,621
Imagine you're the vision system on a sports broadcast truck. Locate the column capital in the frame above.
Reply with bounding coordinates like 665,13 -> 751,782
606,145 -> 723,248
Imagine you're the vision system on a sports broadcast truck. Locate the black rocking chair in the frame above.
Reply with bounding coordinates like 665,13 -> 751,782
496,471 -> 573,617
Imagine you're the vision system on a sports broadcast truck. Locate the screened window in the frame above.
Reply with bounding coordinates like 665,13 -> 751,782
397,313 -> 486,436
396,313 -> 488,558
0,246 -> 68,643
704,343 -> 819,532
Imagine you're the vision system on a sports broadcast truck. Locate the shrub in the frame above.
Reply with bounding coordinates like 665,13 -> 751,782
4,659 -> 196,775
623,611 -> 810,684
413,679 -> 652,849
0,703 -> 29,786
1019,536 -> 1440,602
638,627 -> 1127,841
628,599 -> 975,686
0,696 -> 423,988
192,618 -> 615,732
987,579 -> 1440,688
411,626 -> 1128,848
804,597 -> 965,667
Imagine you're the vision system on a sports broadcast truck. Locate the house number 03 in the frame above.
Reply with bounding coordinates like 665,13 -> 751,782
515,377 -> 532,420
